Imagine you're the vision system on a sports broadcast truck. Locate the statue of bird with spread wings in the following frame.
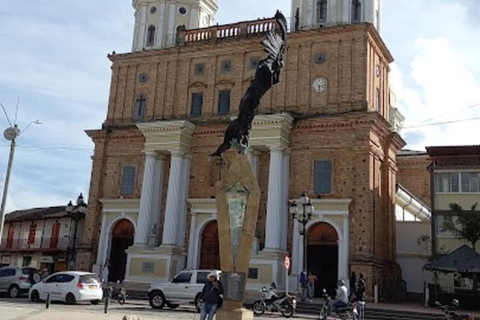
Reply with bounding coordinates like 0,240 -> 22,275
210,11 -> 287,157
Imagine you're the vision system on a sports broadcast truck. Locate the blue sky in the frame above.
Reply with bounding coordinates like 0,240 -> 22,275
0,0 -> 479,212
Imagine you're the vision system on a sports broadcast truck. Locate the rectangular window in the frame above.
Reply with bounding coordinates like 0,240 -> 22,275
121,165 -> 136,195
134,96 -> 146,122
248,268 -> 258,279
433,172 -> 480,193
191,92 -> 203,117
376,88 -> 381,112
22,256 -> 32,267
314,160 -> 332,194
218,90 -> 231,115
317,0 -> 328,24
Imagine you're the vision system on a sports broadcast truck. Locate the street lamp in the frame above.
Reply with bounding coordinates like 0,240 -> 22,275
290,191 -> 314,273
0,117 -> 41,246
66,193 -> 87,270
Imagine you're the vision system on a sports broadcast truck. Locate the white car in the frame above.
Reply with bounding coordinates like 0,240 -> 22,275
148,269 -> 221,311
29,271 -> 102,305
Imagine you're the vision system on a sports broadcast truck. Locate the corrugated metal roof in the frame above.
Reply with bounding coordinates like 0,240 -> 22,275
5,206 -> 84,222
426,145 -> 480,157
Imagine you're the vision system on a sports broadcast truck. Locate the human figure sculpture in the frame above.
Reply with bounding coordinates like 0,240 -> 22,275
210,11 -> 287,157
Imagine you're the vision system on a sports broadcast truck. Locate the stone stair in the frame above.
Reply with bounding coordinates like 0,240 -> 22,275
296,302 -> 446,320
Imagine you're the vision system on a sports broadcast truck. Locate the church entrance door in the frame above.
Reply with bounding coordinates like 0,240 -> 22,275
307,222 -> 339,297
109,219 -> 134,282
199,220 -> 220,270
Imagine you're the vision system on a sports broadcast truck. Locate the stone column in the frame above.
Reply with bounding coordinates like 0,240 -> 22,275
247,149 -> 260,180
150,155 -> 165,229
190,5 -> 199,28
342,214 -> 350,280
167,0 -> 176,47
137,3 -> 148,50
95,213 -> 109,269
176,156 -> 191,247
156,1 -> 166,48
342,0 -> 350,23
281,149 -> 290,251
162,151 -> 186,246
135,152 -> 158,246
186,212 -> 197,268
264,147 -> 285,251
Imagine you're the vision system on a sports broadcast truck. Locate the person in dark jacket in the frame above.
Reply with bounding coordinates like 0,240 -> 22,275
200,271 -> 223,320
355,274 -> 366,320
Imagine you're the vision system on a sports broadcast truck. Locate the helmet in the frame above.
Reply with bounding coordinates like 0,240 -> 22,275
337,280 -> 345,286
451,299 -> 459,308
270,282 -> 277,289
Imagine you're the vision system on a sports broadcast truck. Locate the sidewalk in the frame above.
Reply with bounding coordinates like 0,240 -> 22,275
370,302 -> 480,318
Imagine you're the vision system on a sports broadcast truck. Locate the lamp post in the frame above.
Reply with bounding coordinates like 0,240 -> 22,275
290,191 -> 314,273
0,119 -> 41,246
66,193 -> 87,270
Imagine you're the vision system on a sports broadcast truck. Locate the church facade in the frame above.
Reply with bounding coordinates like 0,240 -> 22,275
77,0 -> 407,298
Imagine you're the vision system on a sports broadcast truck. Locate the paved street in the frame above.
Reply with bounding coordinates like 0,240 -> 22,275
0,297 -> 317,320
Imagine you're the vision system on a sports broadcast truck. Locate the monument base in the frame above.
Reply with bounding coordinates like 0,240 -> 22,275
216,301 -> 253,320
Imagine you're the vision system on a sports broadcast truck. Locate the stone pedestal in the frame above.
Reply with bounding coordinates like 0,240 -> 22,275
216,301 -> 253,320
215,154 -> 260,320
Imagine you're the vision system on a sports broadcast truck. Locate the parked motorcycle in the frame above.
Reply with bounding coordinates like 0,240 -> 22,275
104,281 -> 127,305
252,283 -> 297,318
319,288 -> 355,320
435,300 -> 473,320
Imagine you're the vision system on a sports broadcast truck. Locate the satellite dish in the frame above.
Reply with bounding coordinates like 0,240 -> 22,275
3,127 -> 19,141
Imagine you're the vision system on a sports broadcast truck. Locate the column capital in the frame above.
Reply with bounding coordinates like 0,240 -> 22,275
247,148 -> 261,157
268,145 -> 287,153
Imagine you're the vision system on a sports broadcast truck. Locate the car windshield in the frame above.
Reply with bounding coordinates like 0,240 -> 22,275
79,274 -> 99,284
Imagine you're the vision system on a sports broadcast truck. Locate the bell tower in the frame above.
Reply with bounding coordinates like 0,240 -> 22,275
131,0 -> 218,51
291,0 -> 381,33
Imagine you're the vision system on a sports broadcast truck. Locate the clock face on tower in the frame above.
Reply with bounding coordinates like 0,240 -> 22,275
312,77 -> 327,93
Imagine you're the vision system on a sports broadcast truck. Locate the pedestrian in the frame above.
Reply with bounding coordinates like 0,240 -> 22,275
299,269 -> 308,302
102,260 -> 110,283
355,274 -> 366,320
41,268 -> 50,280
307,271 -> 318,302
349,271 -> 356,301
200,271 -> 223,320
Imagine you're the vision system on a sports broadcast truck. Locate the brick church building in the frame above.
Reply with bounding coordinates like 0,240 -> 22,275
77,0 -> 412,298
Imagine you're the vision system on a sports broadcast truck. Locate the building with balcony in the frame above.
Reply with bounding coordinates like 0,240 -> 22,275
0,205 -> 85,273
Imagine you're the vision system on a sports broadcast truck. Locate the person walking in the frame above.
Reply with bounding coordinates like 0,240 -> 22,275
355,274 -> 366,320
307,271 -> 318,302
299,269 -> 308,302
200,271 -> 223,320
102,260 -> 110,283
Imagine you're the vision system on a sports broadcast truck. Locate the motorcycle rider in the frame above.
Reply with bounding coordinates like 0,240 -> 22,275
332,280 -> 348,314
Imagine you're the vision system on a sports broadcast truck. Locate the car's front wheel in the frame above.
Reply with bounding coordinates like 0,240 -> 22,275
8,285 -> 20,298
149,291 -> 166,309
30,290 -> 40,302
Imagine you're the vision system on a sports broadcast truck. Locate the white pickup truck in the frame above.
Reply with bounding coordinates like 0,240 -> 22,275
148,269 -> 221,312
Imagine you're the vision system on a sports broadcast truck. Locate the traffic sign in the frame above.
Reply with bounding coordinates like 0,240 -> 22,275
284,255 -> 291,270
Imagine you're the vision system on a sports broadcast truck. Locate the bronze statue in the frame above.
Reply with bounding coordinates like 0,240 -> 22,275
210,11 -> 287,157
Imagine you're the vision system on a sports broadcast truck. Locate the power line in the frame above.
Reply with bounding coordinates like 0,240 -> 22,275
416,102 -> 480,124
403,116 -> 480,129
0,144 -> 93,152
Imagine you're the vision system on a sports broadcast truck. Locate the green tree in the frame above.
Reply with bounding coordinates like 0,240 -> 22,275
442,202 -> 480,251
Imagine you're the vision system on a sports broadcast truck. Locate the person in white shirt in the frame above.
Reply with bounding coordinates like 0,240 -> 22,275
333,280 -> 348,314
102,260 -> 110,283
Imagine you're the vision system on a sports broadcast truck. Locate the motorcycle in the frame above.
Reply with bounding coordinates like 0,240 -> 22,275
104,281 -> 127,305
252,283 -> 297,318
319,288 -> 355,320
435,300 -> 473,320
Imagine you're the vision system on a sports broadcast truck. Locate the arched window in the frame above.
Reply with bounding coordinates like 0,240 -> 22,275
146,25 -> 156,47
317,0 -> 328,24
352,0 -> 362,23
134,95 -> 146,122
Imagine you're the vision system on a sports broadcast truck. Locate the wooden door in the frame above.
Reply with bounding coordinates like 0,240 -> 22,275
199,221 -> 220,270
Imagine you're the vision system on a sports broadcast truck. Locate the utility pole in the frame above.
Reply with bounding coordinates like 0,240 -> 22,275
0,102 -> 40,246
